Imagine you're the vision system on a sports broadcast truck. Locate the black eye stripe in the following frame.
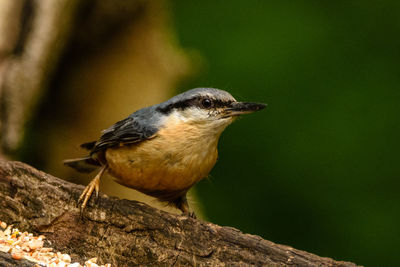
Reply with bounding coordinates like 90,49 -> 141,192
157,96 -> 232,114
212,99 -> 231,108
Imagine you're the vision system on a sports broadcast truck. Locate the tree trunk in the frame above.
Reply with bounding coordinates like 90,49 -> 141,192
0,160 -> 359,266
0,0 -> 188,155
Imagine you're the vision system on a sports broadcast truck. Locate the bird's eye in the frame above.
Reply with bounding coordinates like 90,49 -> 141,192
201,98 -> 212,109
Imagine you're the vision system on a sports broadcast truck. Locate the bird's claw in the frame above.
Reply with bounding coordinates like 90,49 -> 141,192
188,211 -> 197,219
77,175 -> 100,211
76,166 -> 107,213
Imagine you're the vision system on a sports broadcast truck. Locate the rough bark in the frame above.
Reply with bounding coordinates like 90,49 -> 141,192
0,251 -> 35,267
0,160 -> 359,266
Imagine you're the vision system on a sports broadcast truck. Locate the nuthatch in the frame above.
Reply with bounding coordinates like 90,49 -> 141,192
64,88 -> 266,216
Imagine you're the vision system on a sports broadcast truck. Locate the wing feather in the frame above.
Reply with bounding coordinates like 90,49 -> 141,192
87,115 -> 159,154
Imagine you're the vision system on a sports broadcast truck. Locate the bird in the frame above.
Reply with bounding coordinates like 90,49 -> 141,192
64,88 -> 266,216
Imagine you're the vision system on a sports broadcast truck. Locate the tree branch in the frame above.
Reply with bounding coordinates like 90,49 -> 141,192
0,160 -> 358,266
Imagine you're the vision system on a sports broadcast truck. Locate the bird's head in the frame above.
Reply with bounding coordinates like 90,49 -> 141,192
156,88 -> 266,135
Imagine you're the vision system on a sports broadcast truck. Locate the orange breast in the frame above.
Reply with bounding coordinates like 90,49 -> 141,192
105,119 -> 219,196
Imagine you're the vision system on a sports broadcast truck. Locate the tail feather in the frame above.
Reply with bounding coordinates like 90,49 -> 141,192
63,156 -> 101,173
80,141 -> 96,151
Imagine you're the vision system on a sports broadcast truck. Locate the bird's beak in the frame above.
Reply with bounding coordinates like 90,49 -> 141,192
222,101 -> 266,117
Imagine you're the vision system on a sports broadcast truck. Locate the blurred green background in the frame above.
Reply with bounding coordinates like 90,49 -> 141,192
170,1 -> 400,266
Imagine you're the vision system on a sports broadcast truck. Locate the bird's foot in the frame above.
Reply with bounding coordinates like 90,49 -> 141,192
77,165 -> 107,212
77,175 -> 100,211
187,211 -> 197,219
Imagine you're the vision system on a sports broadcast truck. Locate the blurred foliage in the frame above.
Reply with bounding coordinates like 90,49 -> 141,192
171,1 -> 400,266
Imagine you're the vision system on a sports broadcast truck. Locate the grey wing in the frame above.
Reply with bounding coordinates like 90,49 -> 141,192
89,116 -> 158,154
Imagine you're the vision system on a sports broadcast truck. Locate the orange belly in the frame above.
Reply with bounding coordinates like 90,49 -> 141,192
105,133 -> 219,198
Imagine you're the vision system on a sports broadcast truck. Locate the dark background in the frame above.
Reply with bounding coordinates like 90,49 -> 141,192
170,1 -> 400,266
